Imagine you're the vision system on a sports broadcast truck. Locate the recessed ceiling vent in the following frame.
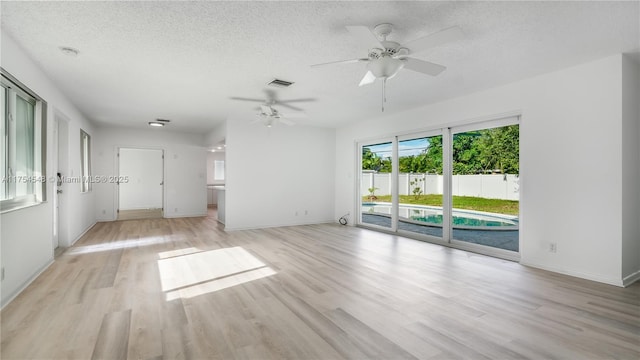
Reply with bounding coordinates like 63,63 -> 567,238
267,78 -> 294,88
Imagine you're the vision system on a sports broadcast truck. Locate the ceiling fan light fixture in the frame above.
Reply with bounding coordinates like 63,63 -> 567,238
367,56 -> 405,79
148,121 -> 165,127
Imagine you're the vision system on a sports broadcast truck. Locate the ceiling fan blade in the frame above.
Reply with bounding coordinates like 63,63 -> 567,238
277,103 -> 304,112
359,71 -> 377,87
278,98 -> 316,104
279,118 -> 296,126
346,25 -> 384,50
403,58 -> 447,76
230,97 -> 265,102
311,58 -> 369,67
279,112 -> 308,119
404,26 -> 464,54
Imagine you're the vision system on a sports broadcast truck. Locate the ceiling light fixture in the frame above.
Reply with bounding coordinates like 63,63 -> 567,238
59,46 -> 80,57
148,121 -> 165,127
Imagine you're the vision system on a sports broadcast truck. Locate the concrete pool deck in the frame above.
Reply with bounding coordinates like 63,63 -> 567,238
362,213 -> 519,252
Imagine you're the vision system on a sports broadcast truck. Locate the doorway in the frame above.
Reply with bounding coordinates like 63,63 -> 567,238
117,148 -> 164,220
53,113 -> 69,250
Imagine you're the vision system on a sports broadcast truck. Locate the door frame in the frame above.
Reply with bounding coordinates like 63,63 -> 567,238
52,111 -> 70,250
115,146 -> 165,217
355,112 -> 521,261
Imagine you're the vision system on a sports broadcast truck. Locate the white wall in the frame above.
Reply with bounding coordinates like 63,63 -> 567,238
225,119 -> 335,230
621,55 -> 640,285
336,54 -> 629,286
93,127 -> 207,220
1,33 -> 96,307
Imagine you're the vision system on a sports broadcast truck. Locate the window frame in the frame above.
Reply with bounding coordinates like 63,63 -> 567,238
80,129 -> 91,193
1,68 -> 47,213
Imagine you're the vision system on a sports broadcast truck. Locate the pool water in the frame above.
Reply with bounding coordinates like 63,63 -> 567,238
411,214 -> 517,227
362,203 -> 518,229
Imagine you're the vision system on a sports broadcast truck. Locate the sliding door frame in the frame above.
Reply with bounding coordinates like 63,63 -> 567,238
355,113 -> 521,261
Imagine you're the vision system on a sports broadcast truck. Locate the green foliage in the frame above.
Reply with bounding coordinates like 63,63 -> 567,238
362,148 -> 391,173
367,187 -> 378,201
409,178 -> 424,199
362,125 -> 518,175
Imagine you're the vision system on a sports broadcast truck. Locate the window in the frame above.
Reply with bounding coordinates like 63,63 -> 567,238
214,160 -> 225,181
80,129 -> 91,192
1,69 -> 47,212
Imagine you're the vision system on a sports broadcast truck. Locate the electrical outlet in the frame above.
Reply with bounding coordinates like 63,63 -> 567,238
549,243 -> 557,253
174,208 -> 178,213
1,267 -> 5,281
102,209 -> 106,215
304,210 -> 308,215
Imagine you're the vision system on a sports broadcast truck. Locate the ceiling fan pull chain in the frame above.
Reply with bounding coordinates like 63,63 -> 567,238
381,78 -> 387,112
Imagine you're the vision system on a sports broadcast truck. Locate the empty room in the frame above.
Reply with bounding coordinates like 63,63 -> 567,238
1,1 -> 639,359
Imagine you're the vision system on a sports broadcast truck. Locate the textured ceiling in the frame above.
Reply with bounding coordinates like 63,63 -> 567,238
1,1 -> 638,133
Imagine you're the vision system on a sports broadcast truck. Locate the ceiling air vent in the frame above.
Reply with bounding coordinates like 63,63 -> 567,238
267,78 -> 294,88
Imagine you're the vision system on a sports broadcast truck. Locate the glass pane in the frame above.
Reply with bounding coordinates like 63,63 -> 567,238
1,86 -> 7,200
81,131 -> 91,192
214,160 -> 225,180
451,124 -> 519,252
397,135 -> 443,238
15,95 -> 34,197
360,142 -> 392,228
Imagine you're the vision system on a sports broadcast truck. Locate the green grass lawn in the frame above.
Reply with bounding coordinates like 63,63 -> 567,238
364,194 -> 519,216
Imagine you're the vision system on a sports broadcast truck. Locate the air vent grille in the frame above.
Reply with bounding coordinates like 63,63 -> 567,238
267,79 -> 294,88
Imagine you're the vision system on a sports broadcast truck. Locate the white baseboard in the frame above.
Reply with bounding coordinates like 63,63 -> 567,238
1,258 -> 54,309
69,221 -> 97,246
223,219 -> 335,232
163,212 -> 208,219
622,269 -> 640,287
520,260 -> 624,287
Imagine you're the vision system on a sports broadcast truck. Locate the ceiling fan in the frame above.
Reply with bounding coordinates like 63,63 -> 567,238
230,90 -> 311,127
252,104 -> 307,127
311,23 -> 463,111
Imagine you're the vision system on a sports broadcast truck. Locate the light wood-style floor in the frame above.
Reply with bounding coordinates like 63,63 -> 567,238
2,209 -> 639,359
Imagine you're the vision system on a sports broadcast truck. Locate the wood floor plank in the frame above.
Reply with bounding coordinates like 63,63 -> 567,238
2,208 -> 639,359
91,309 -> 132,360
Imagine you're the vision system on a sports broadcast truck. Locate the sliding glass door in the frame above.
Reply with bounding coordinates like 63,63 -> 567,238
357,116 -> 520,258
359,140 -> 394,230
397,132 -> 444,240
451,123 -> 520,252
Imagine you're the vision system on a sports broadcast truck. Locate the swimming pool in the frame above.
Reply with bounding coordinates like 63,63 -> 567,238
361,203 -> 518,230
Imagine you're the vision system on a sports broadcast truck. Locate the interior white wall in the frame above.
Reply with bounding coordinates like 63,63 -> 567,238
1,33 -> 96,307
621,54 -> 640,285
225,119 -> 335,230
205,122 -> 226,148
335,54 -> 628,286
206,151 -> 225,185
93,127 -> 207,220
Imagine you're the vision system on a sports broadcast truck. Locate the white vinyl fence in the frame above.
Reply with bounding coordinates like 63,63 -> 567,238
361,172 -> 519,201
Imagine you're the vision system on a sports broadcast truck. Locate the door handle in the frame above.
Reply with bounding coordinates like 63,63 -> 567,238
57,190 -> 63,194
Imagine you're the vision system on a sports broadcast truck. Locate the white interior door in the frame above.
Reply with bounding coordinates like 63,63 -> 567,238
118,148 -> 163,210
54,115 -> 69,248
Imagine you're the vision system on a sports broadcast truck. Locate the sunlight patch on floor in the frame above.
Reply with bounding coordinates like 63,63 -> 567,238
157,246 -> 276,300
66,236 -> 164,255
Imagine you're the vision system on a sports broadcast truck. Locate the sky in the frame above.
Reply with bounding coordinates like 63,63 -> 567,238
365,138 -> 430,158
